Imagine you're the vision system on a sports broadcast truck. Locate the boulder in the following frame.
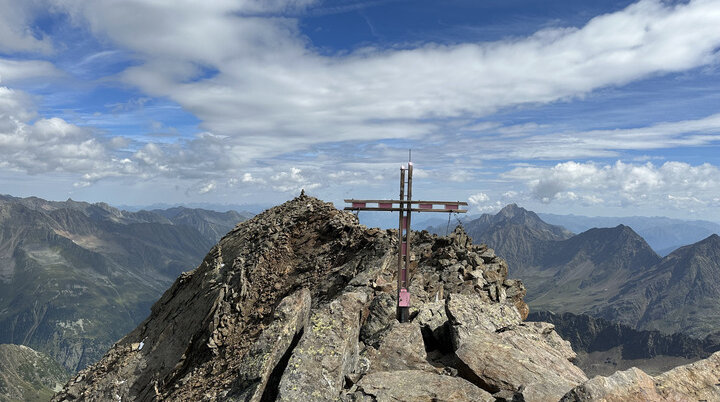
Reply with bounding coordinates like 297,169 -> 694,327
227,289 -> 311,401
446,293 -> 521,349
414,300 -> 449,350
447,292 -> 586,401
655,350 -> 720,400
277,292 -> 367,401
454,324 -> 588,402
359,292 -> 395,344
561,352 -> 720,401
363,322 -> 435,373
560,367 -> 669,401
355,370 -> 494,402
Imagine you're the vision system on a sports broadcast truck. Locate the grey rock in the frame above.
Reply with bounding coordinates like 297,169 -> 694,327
447,293 -> 586,401
356,370 -> 494,402
455,325 -> 587,402
561,367 -> 665,401
359,292 -> 395,345
276,292 -> 367,401
414,300 -> 448,348
227,289 -> 311,401
655,350 -> 720,400
363,322 -> 434,373
446,293 -> 521,349
563,351 -> 720,401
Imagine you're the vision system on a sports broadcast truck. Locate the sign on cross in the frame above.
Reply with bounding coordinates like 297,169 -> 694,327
345,162 -> 468,322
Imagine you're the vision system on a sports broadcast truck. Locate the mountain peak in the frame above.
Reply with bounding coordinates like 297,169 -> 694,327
498,203 -> 524,217
54,197 -> 536,401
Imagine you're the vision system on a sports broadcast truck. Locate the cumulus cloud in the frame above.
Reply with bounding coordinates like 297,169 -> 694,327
45,0 -> 720,163
468,192 -> 490,204
504,160 -> 720,209
467,192 -> 507,213
3,0 -> 720,206
270,167 -> 320,193
0,87 -> 103,173
0,86 -> 143,186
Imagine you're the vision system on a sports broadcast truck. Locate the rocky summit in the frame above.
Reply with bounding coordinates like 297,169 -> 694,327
53,195 -> 720,401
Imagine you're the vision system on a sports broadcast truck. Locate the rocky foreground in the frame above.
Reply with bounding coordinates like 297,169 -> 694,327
53,195 -> 720,401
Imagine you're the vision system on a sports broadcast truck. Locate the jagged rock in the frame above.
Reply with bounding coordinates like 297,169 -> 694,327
276,292 -> 367,401
561,351 -> 720,401
363,322 -> 434,373
655,351 -> 720,399
447,292 -> 586,401
446,293 -> 521,349
355,370 -> 494,402
560,367 -> 668,401
359,292 -> 395,344
414,300 -> 448,350
226,288 -> 311,401
455,326 -> 588,402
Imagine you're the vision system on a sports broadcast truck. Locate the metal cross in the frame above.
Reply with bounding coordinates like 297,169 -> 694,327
344,162 -> 468,322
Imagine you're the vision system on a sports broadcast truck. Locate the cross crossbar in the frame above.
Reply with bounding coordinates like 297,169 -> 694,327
344,162 -> 467,323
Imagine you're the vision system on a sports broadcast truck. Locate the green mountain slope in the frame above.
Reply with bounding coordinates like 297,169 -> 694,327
0,344 -> 69,402
598,234 -> 720,337
0,196 -> 243,372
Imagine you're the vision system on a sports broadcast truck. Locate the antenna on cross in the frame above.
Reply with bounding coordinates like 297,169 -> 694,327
344,162 -> 468,322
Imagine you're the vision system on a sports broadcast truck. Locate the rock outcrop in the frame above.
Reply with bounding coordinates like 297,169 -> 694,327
51,195 -> 720,401
562,351 -> 720,401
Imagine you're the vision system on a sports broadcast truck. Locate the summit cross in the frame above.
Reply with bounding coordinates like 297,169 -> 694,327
344,162 -> 467,322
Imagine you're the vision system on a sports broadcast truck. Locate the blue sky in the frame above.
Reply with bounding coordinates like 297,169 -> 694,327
1,0 -> 720,220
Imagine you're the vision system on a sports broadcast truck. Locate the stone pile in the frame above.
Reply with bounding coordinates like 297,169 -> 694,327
53,194 -> 720,401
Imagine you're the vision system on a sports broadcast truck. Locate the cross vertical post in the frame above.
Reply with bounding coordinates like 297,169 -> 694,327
345,162 -> 467,323
397,165 -> 407,321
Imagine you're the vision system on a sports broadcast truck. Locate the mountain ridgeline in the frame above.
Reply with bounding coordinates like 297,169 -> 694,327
434,204 -> 720,338
52,195 -> 720,401
539,213 -> 720,256
529,311 -> 720,377
0,195 -> 249,372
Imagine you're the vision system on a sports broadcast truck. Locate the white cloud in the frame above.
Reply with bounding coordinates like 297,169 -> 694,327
270,167 -> 320,193
468,192 -> 490,204
0,87 -> 105,173
504,160 -> 720,210
198,181 -> 216,194
3,0 -> 720,206
467,192 -> 506,213
43,0 -> 720,164
0,59 -> 63,83
0,0 -> 54,54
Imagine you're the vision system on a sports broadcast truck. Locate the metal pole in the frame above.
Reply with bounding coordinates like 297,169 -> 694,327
398,162 -> 413,322
397,166 -> 406,322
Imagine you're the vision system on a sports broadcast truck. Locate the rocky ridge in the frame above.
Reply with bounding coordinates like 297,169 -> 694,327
53,195 -> 720,401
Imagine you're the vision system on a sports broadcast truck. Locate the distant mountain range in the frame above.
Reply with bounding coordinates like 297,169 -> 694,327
0,195 -> 249,372
438,204 -> 720,338
528,311 -> 720,377
538,213 -> 720,256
